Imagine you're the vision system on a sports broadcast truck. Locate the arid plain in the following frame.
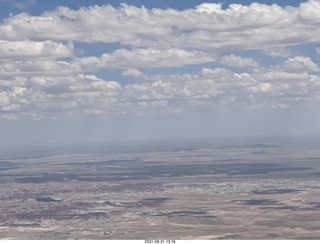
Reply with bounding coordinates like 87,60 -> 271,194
1,137 -> 320,239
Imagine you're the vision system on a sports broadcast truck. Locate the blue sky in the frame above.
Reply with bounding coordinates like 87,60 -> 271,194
1,0 -> 320,144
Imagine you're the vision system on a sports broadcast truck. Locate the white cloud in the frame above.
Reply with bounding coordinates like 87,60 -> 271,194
120,59 -> 320,113
0,40 -> 73,60
252,71 -> 310,82
1,1 -> 320,50
0,47 -> 213,77
122,68 -> 275,112
195,3 -> 224,14
122,69 -> 143,77
2,61 -> 320,119
1,2 -> 320,120
219,54 -> 260,67
0,86 -> 27,114
299,0 -> 320,20
73,48 -> 215,71
263,46 -> 293,57
11,75 -> 121,117
0,59 -> 80,77
273,56 -> 320,73
1,0 -> 37,9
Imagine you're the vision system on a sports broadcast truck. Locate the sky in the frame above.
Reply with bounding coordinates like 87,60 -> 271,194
1,0 -> 320,144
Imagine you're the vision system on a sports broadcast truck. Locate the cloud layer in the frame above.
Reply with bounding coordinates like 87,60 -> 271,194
1,1 -> 320,49
1,55 -> 320,119
1,1 -> 320,120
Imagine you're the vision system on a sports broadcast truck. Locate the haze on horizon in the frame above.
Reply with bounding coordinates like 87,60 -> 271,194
1,0 -> 320,144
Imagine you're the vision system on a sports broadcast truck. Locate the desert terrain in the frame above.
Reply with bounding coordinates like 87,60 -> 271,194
1,137 -> 320,239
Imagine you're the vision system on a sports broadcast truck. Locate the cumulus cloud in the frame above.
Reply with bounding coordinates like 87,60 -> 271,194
2,60 -> 320,119
0,60 -> 80,77
73,48 -> 215,71
128,65 -> 320,111
0,86 -> 27,115
219,54 -> 260,67
0,74 -> 122,119
1,1 -> 320,50
121,66 -> 320,112
0,40 -> 73,60
195,3 -> 224,14
122,69 -> 143,77
299,0 -> 320,20
1,1 -> 320,120
0,47 -> 214,77
273,56 -> 320,73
